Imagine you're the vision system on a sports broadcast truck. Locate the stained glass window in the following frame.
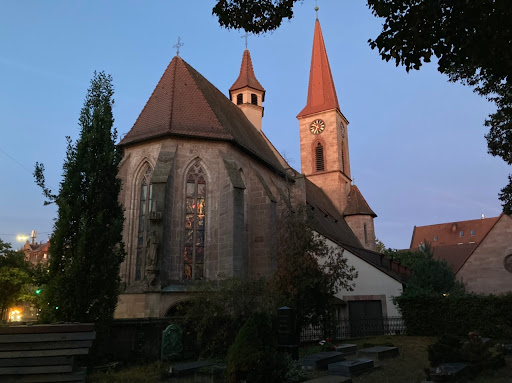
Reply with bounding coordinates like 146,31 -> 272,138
136,165 -> 153,281
184,161 -> 206,280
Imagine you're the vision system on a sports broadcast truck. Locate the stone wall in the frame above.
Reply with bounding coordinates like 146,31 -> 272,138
457,214 -> 512,294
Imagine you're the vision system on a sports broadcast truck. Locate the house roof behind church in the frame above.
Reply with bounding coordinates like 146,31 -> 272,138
120,56 -> 285,175
343,185 -> 377,218
297,19 -> 340,118
229,49 -> 265,96
410,216 -> 499,249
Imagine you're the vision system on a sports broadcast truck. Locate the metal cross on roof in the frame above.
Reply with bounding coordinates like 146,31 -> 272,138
173,36 -> 184,57
241,32 -> 249,49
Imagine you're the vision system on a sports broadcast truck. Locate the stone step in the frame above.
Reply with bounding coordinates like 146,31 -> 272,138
304,375 -> 352,383
328,358 -> 374,377
358,346 -> 399,360
300,351 -> 345,370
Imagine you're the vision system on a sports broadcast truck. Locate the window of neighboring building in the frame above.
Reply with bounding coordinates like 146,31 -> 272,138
315,143 -> 324,172
184,161 -> 206,281
251,93 -> 258,105
236,94 -> 243,105
434,235 -> 438,242
470,229 -> 475,236
136,164 -> 153,281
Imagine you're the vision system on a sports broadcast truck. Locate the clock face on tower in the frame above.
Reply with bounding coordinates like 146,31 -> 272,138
310,119 -> 325,134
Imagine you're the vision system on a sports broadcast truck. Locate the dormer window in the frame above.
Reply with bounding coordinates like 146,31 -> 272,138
434,235 -> 438,242
251,93 -> 258,105
460,231 -> 464,237
470,230 -> 475,236
315,143 -> 324,171
236,94 -> 243,105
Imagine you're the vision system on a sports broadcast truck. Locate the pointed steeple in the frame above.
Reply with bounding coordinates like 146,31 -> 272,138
229,49 -> 265,97
297,19 -> 340,118
229,49 -> 266,131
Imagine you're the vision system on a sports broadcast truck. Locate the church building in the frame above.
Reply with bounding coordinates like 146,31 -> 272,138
114,16 -> 409,320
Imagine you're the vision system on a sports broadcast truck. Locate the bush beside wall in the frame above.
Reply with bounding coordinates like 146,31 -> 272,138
396,294 -> 512,338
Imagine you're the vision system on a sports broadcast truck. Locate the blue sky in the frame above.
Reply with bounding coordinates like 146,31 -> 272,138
0,1 -> 508,250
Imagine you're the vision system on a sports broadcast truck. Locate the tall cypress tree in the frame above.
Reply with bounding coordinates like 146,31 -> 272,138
35,72 -> 125,323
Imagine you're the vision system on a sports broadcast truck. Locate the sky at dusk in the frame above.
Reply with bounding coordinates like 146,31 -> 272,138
0,1 -> 508,250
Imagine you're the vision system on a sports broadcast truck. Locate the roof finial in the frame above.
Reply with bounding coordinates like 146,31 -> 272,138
352,177 -> 355,185
173,36 -> 184,57
241,32 -> 249,49
315,0 -> 319,20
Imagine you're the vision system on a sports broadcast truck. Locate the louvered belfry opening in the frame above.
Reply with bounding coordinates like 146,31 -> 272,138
251,93 -> 258,105
315,143 -> 324,171
236,93 -> 243,105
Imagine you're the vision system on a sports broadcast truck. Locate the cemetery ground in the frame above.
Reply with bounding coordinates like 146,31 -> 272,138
86,335 -> 512,382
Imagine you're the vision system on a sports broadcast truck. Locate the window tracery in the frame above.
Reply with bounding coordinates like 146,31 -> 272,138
136,164 -> 153,281
184,161 -> 206,280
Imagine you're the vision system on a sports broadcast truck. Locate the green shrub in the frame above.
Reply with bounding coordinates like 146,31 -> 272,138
395,294 -> 512,338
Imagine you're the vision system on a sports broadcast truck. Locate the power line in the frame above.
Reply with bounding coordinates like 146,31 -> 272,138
0,146 -> 34,174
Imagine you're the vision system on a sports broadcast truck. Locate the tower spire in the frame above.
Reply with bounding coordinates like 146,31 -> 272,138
297,19 -> 340,118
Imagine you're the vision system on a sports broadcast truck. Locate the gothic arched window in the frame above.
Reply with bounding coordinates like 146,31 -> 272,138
236,94 -> 243,105
136,164 -> 153,281
184,161 -> 206,280
315,143 -> 324,172
364,223 -> 368,244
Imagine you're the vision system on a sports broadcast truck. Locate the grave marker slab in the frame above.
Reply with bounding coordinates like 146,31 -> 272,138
303,375 -> 352,383
171,361 -> 214,377
334,344 -> 356,355
359,346 -> 399,360
430,362 -> 469,381
300,351 -> 345,370
328,359 -> 374,377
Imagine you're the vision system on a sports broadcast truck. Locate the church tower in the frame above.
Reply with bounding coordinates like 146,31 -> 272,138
298,15 -> 377,251
297,17 -> 351,215
230,49 -> 265,131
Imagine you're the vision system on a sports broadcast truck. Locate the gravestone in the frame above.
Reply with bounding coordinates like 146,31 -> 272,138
277,306 -> 298,360
300,351 -> 345,370
304,376 -> 352,383
161,324 -> 183,360
170,361 -> 215,377
358,345 -> 399,360
429,363 -> 469,381
328,359 -> 374,377
334,344 -> 357,355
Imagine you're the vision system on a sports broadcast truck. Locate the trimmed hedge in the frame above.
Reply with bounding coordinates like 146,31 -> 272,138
395,294 -> 512,338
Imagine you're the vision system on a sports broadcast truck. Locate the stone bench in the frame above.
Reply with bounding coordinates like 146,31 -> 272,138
170,360 -> 215,377
0,323 -> 95,383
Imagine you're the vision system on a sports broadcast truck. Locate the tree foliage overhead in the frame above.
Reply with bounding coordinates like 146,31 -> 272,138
34,72 -> 125,324
367,0 -> 512,213
212,0 -> 297,34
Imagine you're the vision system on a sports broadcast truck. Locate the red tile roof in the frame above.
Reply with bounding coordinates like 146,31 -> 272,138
431,243 -> 479,273
343,185 -> 377,218
120,56 -> 285,175
410,216 -> 499,249
229,49 -> 265,96
297,19 -> 340,118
